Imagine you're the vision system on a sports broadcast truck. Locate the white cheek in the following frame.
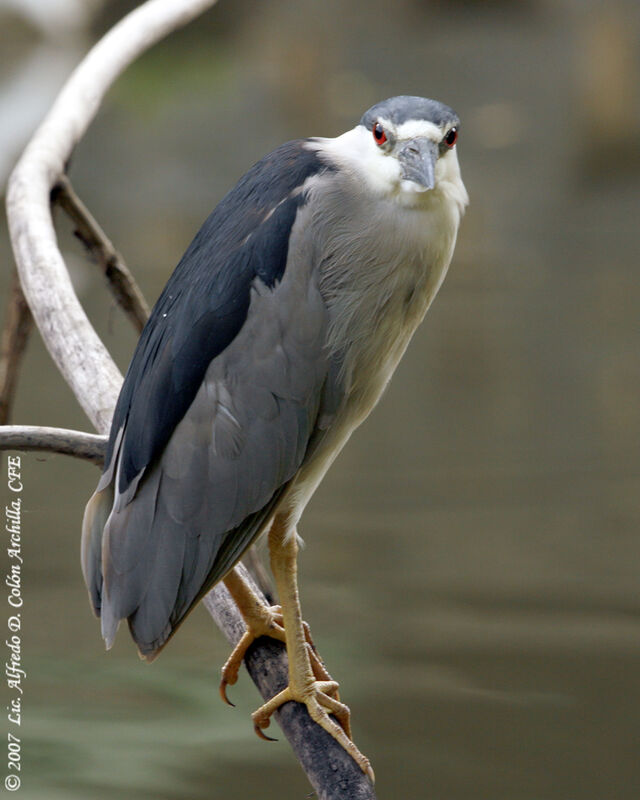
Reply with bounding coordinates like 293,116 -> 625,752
310,127 -> 402,196
435,148 -> 453,180
435,148 -> 469,210
436,148 -> 464,185
348,134 -> 402,195
365,148 -> 402,194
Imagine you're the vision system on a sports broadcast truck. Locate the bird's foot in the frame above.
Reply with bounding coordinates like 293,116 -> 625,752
252,677 -> 372,781
220,551 -> 370,779
219,604 -> 338,706
219,602 -> 283,705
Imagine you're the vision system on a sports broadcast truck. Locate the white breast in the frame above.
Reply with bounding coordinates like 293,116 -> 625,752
322,178 -> 461,419
284,171 -> 464,522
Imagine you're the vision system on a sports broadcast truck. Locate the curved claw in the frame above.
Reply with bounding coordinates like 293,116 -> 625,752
254,722 -> 278,742
219,679 -> 235,707
219,628 -> 270,707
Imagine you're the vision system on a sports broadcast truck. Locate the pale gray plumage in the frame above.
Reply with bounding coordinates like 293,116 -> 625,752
82,95 -> 468,659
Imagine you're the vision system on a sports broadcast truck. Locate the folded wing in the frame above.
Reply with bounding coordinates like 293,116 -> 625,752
82,140 -> 333,658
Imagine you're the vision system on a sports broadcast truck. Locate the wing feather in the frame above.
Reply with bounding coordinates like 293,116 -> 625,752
81,141 -> 337,657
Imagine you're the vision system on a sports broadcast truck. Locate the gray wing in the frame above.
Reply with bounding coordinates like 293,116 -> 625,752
81,139 -> 341,659
83,265 -> 330,659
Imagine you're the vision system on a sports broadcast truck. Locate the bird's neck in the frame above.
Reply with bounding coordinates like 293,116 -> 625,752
313,176 -> 462,401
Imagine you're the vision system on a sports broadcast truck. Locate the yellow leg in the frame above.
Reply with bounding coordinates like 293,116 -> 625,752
220,566 -> 340,710
249,518 -> 373,780
220,568 -> 285,705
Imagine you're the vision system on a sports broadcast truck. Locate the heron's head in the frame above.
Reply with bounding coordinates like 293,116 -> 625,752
319,95 -> 468,211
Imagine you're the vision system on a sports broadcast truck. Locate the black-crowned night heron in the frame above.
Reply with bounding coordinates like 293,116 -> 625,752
82,95 -> 468,777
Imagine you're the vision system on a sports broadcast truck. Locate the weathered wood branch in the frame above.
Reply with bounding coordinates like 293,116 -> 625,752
4,1 -> 376,797
0,271 -> 33,424
0,425 -> 106,464
52,175 -> 150,333
7,0 -> 227,433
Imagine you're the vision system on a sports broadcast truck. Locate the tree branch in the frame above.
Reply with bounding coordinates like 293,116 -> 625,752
0,425 -> 106,464
4,1 -> 376,796
52,175 -> 150,334
7,0 -> 222,434
0,271 -> 33,424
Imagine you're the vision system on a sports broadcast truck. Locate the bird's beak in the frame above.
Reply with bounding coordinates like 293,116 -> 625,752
398,138 -> 439,191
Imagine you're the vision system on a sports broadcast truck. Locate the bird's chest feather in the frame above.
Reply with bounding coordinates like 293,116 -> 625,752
318,190 -> 459,423
285,190 -> 459,518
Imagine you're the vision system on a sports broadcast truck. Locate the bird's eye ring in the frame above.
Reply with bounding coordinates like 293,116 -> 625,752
444,127 -> 458,148
372,122 -> 387,146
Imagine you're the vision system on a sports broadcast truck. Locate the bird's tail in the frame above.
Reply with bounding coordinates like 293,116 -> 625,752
81,483 -> 114,620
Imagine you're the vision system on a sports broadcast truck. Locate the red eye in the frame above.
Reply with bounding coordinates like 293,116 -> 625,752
444,127 -> 458,148
372,122 -> 387,145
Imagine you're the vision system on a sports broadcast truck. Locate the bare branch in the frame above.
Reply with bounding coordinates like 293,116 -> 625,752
52,176 -> 150,334
4,0 -> 377,796
7,0 -> 221,434
0,425 -> 106,464
0,271 -> 33,424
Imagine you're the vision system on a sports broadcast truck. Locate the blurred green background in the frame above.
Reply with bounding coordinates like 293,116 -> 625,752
1,0 -> 639,797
